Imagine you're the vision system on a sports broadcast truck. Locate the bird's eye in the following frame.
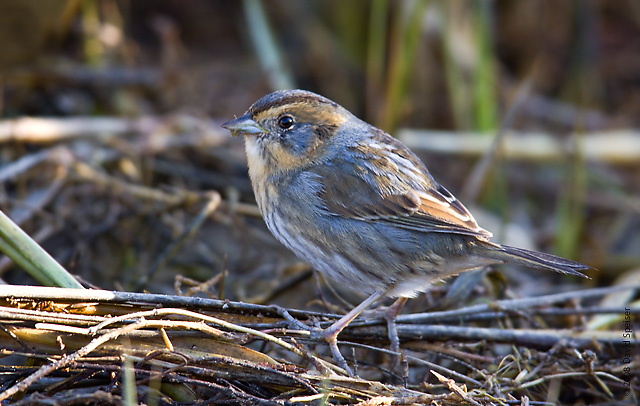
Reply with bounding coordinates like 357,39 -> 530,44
278,115 -> 294,129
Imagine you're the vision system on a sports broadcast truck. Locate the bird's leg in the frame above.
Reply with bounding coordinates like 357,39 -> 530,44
316,290 -> 386,375
385,297 -> 408,355
384,296 -> 408,370
320,290 -> 386,341
275,290 -> 386,376
358,295 -> 408,369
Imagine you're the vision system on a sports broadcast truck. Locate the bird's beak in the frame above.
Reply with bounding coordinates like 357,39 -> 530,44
221,114 -> 267,137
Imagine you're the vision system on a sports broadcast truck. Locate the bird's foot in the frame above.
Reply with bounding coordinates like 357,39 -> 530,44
272,304 -> 322,333
360,297 -> 408,367
273,305 -> 353,375
384,297 -> 408,359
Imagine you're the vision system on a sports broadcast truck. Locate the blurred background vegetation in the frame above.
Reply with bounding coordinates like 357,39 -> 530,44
1,0 -> 639,300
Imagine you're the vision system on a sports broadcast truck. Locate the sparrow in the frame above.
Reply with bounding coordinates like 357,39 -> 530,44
222,89 -> 592,375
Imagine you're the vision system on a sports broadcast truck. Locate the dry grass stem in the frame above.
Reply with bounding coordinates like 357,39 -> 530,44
0,285 -> 637,404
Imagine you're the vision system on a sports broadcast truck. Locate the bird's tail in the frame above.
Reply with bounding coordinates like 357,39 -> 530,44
477,243 -> 593,278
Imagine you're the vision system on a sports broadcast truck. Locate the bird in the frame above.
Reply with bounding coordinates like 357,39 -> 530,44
222,89 -> 593,375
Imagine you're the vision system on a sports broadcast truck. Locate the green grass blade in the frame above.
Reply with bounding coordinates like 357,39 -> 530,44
0,209 -> 83,289
242,0 -> 294,90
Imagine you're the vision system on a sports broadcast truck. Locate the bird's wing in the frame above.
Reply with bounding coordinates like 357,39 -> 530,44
312,136 -> 492,239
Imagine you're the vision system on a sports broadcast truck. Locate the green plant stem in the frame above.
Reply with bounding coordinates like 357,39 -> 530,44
381,0 -> 428,132
242,0 -> 294,90
366,0 -> 388,123
471,0 -> 497,132
0,209 -> 83,289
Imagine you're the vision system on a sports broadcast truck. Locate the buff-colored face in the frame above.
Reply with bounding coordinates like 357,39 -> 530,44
222,90 -> 348,176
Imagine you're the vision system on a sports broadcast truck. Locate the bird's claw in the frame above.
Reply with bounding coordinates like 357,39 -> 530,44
271,305 -> 323,333
272,305 -> 354,375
